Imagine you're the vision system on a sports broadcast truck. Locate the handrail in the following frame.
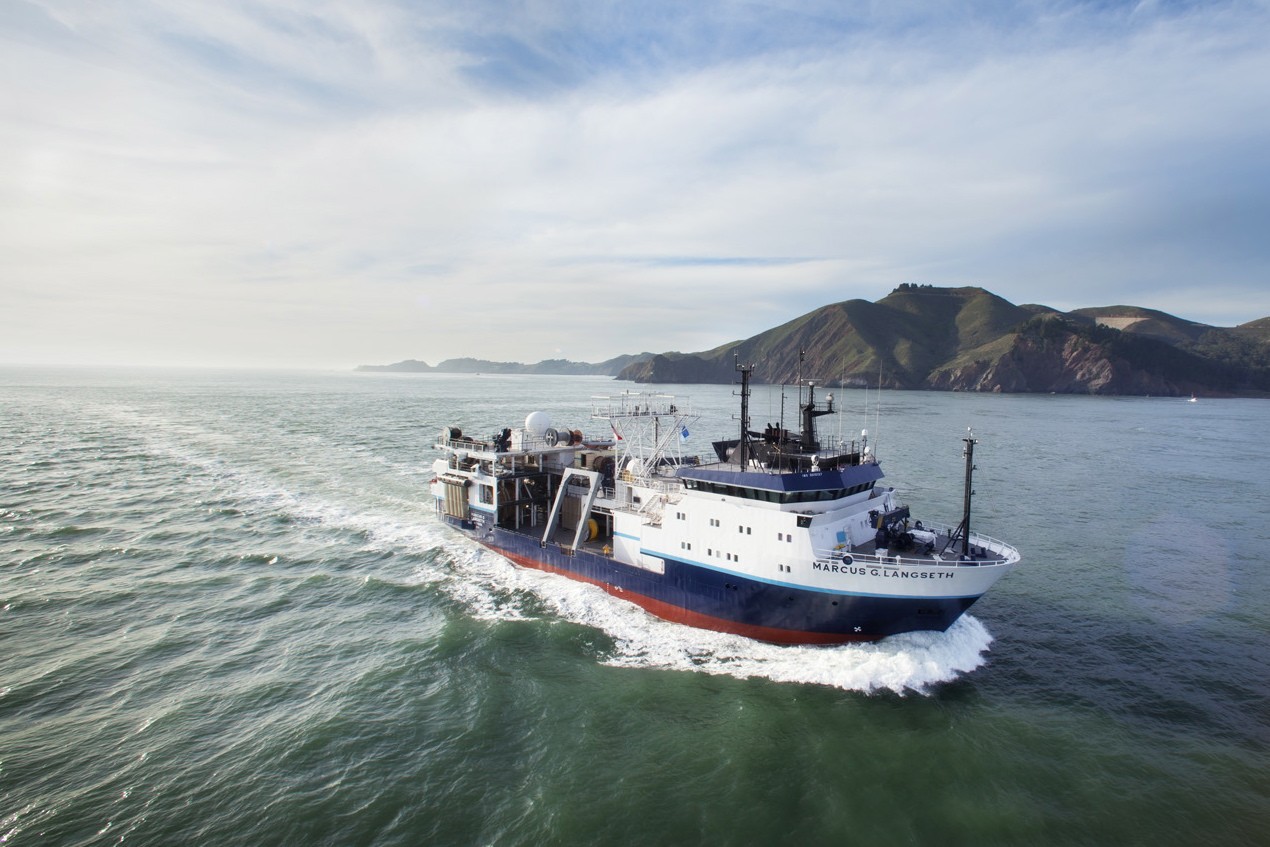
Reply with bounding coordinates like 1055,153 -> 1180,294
437,435 -> 496,452
591,391 -> 691,419
626,475 -> 684,495
817,550 -> 1015,569
965,531 -> 1021,562
816,530 -> 1019,569
437,433 -> 601,455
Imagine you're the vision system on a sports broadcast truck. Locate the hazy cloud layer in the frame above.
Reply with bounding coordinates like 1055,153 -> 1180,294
4,1 -> 1270,367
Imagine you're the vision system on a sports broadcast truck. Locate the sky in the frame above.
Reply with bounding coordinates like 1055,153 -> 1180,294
3,0 -> 1270,369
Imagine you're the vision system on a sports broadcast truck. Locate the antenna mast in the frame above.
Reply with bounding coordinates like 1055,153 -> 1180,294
943,428 -> 978,558
734,356 -> 755,468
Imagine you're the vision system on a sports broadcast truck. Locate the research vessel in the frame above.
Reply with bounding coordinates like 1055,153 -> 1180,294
431,366 -> 1019,644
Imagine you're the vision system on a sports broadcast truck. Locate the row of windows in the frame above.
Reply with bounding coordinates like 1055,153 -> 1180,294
683,514 -> 786,540
678,516 -> 800,543
683,479 -> 875,503
690,545 -> 795,574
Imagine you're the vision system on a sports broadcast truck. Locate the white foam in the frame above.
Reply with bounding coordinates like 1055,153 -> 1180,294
86,403 -> 994,695
429,539 -> 995,696
430,546 -> 536,622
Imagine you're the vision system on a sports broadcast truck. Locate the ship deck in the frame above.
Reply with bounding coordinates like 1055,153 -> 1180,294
841,527 -> 1016,568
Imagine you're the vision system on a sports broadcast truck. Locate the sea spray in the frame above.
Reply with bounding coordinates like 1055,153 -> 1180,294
423,541 -> 994,696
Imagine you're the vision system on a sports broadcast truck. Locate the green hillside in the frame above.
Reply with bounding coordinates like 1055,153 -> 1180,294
359,286 -> 1270,396
618,285 -> 1270,396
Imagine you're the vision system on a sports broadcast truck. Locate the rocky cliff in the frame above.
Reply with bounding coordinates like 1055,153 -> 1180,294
618,286 -> 1270,396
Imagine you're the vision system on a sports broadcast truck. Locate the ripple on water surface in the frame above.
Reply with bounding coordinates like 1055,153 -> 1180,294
2,372 -> 1268,847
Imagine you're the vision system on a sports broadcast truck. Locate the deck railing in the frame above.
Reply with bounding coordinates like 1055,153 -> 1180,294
816,529 -> 1019,570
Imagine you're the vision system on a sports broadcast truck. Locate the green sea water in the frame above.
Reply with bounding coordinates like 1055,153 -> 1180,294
2,368 -> 1267,846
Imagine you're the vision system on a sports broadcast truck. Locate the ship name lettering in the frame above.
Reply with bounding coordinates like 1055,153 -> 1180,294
812,563 -> 954,580
813,562 -> 869,575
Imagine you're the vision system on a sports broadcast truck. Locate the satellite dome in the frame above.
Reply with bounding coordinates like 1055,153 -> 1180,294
524,411 -> 552,436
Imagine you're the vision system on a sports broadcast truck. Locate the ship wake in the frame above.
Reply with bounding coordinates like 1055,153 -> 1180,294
601,613 -> 994,696
434,543 -> 995,696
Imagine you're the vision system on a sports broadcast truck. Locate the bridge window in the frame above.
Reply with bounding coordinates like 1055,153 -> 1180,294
686,477 -> 877,503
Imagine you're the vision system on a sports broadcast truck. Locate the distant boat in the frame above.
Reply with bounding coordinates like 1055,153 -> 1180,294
1189,395 -> 1198,403
429,364 -> 1020,644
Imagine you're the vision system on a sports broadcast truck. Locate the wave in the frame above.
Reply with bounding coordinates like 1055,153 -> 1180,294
167,460 -> 994,697
62,403 -> 994,696
425,541 -> 994,696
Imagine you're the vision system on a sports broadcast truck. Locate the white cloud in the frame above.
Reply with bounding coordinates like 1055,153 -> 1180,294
3,1 -> 1270,367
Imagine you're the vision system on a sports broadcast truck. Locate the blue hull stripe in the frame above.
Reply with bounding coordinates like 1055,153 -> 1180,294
444,517 -> 982,642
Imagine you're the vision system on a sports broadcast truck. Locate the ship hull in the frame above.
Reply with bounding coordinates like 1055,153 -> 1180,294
445,516 -> 986,645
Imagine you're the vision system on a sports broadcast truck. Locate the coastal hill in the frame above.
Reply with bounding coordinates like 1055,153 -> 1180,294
358,286 -> 1270,396
615,286 -> 1270,396
356,353 -> 649,377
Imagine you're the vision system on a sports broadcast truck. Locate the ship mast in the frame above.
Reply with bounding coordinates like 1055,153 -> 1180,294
961,430 -> 976,557
943,429 -> 978,558
800,381 -> 834,453
735,356 -> 754,468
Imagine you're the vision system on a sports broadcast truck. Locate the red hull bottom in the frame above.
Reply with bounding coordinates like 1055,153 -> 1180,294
494,544 -> 877,646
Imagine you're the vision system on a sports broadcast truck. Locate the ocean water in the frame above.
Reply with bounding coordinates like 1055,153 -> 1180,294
2,367 -> 1267,846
